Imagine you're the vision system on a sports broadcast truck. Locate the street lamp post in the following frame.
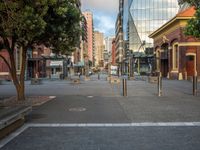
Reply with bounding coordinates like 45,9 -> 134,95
137,41 -> 145,75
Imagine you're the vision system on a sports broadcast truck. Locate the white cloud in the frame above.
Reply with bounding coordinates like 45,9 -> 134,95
94,14 -> 115,36
81,0 -> 118,36
81,0 -> 118,14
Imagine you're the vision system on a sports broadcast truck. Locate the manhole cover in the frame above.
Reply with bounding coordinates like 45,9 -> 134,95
49,96 -> 56,99
68,107 -> 86,112
87,96 -> 94,98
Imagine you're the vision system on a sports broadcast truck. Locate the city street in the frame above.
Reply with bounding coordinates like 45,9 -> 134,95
0,0 -> 200,149
0,75 -> 200,149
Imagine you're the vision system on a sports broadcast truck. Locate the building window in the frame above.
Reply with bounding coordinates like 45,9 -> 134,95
187,56 -> 194,61
172,44 -> 178,70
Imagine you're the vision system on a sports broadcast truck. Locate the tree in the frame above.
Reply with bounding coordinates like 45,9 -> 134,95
0,0 -> 81,101
179,0 -> 200,38
178,0 -> 200,8
185,9 -> 200,38
42,0 -> 81,55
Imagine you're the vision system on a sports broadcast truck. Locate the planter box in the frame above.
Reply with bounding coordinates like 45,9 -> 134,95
107,76 -> 111,81
31,78 -> 41,85
0,106 -> 32,140
84,77 -> 90,81
110,77 -> 120,84
129,77 -> 135,80
71,78 -> 80,84
148,76 -> 158,84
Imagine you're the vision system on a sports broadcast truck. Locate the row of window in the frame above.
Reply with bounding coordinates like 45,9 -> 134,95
130,8 -> 178,20
130,0 -> 178,9
123,0 -> 179,52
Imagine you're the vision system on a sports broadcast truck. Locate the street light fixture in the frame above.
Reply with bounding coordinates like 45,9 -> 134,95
137,41 -> 146,74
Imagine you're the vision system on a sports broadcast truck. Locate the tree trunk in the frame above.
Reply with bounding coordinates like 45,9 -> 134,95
9,47 -> 26,101
16,84 -> 25,101
1,38 -> 27,101
19,46 -> 27,101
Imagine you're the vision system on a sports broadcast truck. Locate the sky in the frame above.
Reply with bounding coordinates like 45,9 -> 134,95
81,0 -> 119,37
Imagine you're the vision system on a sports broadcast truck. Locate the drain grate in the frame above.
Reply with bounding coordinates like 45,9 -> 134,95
68,107 -> 86,112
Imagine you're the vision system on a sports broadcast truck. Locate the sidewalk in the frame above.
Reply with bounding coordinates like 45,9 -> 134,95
0,96 -> 56,139
1,77 -> 200,150
0,77 -> 199,98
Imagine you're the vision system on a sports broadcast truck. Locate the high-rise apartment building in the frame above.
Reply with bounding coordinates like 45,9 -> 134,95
104,36 -> 115,64
115,0 -> 124,63
80,15 -> 88,62
115,0 -> 125,75
83,11 -> 94,63
111,39 -> 116,65
94,31 -> 105,67
123,0 -> 179,52
104,36 -> 115,53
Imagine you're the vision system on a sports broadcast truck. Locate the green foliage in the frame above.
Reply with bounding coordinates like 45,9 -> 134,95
184,9 -> 200,38
0,0 -> 81,54
41,0 -> 81,54
0,0 -> 56,48
0,0 -> 81,101
179,0 -> 200,9
181,0 -> 200,38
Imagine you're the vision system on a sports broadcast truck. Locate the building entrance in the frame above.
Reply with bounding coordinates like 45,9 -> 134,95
186,55 -> 195,76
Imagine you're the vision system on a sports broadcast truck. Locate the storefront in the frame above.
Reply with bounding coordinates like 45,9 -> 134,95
49,60 -> 63,78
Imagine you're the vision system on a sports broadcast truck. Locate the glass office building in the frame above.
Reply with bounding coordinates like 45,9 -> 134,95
123,0 -> 179,52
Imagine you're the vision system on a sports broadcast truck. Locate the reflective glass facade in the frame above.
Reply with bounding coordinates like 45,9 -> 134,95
123,0 -> 179,52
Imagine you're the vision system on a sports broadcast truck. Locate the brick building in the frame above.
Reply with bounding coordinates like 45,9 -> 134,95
0,47 -> 22,80
27,45 -> 51,79
149,7 -> 200,80
0,50 -> 11,80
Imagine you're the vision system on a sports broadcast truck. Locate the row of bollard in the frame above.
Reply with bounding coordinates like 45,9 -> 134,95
121,76 -> 162,97
120,74 -> 198,97
157,74 -> 198,97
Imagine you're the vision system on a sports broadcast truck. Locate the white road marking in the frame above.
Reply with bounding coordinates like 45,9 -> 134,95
27,122 -> 200,127
1,122 -> 200,148
0,124 -> 28,149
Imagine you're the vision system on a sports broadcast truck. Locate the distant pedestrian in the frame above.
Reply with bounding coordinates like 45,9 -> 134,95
78,72 -> 81,78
